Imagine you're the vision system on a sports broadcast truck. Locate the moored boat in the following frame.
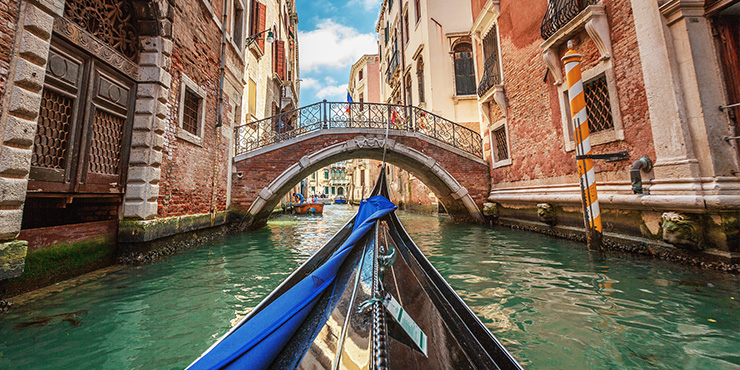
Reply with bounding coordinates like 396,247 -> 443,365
187,169 -> 522,370
294,202 -> 324,214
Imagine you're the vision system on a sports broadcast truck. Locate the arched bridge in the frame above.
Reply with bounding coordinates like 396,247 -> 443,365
231,101 -> 490,228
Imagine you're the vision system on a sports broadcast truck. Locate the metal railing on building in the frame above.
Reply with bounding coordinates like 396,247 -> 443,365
477,54 -> 502,97
540,0 -> 598,39
234,101 -> 484,158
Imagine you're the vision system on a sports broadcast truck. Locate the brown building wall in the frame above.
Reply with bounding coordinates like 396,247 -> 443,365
493,0 -> 654,185
158,0 -> 230,217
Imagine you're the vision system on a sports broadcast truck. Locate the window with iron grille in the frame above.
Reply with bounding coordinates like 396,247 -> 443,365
583,74 -> 613,133
183,89 -> 201,136
492,126 -> 509,161
478,27 -> 501,96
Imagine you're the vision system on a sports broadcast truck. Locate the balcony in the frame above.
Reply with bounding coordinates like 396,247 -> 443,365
540,0 -> 598,39
477,54 -> 501,97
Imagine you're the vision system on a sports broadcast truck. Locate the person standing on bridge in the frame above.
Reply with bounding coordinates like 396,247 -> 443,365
417,111 -> 429,134
391,100 -> 405,129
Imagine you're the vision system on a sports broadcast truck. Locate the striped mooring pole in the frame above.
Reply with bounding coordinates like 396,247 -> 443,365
562,42 -> 603,250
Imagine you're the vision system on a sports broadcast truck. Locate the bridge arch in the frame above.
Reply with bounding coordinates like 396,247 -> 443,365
231,130 -> 489,229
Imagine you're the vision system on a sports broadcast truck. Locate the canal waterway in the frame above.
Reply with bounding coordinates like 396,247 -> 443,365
1,205 -> 739,369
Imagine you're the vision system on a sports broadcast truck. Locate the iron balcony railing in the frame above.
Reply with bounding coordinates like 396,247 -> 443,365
234,101 -> 484,158
477,54 -> 501,97
541,0 -> 598,39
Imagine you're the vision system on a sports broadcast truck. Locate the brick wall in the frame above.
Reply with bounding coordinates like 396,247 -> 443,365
492,0 -> 654,185
0,0 -> 20,109
157,0 -> 230,217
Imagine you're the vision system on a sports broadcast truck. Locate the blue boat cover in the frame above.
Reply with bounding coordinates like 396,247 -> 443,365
188,195 -> 397,370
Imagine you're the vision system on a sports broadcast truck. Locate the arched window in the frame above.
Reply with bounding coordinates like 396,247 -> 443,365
453,42 -> 476,95
416,58 -> 425,103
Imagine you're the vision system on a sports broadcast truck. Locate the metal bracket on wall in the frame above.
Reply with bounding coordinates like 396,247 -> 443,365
575,150 -> 629,162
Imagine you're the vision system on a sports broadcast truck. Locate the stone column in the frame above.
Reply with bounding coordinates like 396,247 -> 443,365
122,36 -> 171,220
660,0 -> 740,180
629,0 -> 700,184
0,0 -> 63,279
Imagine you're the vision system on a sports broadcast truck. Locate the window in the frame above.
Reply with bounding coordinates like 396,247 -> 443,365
178,74 -> 206,145
324,170 -> 329,179
359,93 -> 364,111
324,186 -> 329,194
311,172 -> 316,179
331,187 -> 336,195
491,126 -> 509,162
558,66 -> 623,151
250,1 -> 266,51
384,23 -> 389,45
359,69 -> 363,81
415,0 -> 421,23
248,78 -> 257,119
233,0 -> 244,49
417,58 -> 425,103
182,90 -> 200,135
311,186 -> 316,194
478,27 -> 501,96
360,169 -> 365,186
453,42 -> 476,95
405,73 -> 412,106
404,12 -> 409,45
583,74 -> 614,133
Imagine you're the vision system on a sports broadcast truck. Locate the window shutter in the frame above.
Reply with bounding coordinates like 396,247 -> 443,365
455,51 -> 476,95
257,2 -> 266,50
277,40 -> 286,80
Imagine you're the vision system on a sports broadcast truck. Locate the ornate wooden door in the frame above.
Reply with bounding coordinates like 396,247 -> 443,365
29,37 -> 135,195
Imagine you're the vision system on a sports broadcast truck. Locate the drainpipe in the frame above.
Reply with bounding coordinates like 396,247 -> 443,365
630,156 -> 652,194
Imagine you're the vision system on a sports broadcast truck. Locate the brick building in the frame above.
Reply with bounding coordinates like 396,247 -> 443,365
0,0 -> 300,285
471,0 -> 739,258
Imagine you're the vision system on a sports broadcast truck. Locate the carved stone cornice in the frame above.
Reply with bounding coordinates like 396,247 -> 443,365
659,0 -> 705,25
53,17 -> 139,78
539,5 -> 612,86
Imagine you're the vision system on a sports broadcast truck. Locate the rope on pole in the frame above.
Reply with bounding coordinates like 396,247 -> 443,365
562,42 -> 603,250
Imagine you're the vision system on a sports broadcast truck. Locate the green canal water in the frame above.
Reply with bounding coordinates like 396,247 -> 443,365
1,205 -> 739,369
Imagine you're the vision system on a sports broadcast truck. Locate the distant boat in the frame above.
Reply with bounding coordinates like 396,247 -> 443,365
334,196 -> 347,204
187,169 -> 522,370
293,203 -> 323,214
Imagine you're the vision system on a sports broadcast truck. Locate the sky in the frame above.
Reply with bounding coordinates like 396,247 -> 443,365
296,0 -> 381,105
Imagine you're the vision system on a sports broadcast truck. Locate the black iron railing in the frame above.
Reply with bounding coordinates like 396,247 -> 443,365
234,101 -> 484,158
477,54 -> 501,97
541,0 -> 598,40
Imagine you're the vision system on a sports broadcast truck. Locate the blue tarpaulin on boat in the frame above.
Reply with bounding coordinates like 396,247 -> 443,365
188,195 -> 397,370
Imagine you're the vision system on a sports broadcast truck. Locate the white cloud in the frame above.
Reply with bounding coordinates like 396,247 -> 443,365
316,84 -> 349,101
300,77 -> 319,90
299,21 -> 377,72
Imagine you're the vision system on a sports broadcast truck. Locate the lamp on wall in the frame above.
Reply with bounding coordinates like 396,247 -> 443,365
247,29 -> 275,47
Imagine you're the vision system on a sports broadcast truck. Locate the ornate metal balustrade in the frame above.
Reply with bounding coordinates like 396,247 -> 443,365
234,101 -> 484,158
477,54 -> 501,97
540,0 -> 598,40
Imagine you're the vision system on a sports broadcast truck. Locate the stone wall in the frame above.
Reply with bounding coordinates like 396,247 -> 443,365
0,0 -> 20,108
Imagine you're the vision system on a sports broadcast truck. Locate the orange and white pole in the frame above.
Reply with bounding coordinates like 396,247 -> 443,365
562,42 -> 603,250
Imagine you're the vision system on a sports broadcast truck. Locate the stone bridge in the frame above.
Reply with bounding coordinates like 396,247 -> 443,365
231,102 -> 490,228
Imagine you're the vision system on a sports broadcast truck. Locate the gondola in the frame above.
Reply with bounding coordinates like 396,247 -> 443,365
188,169 -> 522,370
